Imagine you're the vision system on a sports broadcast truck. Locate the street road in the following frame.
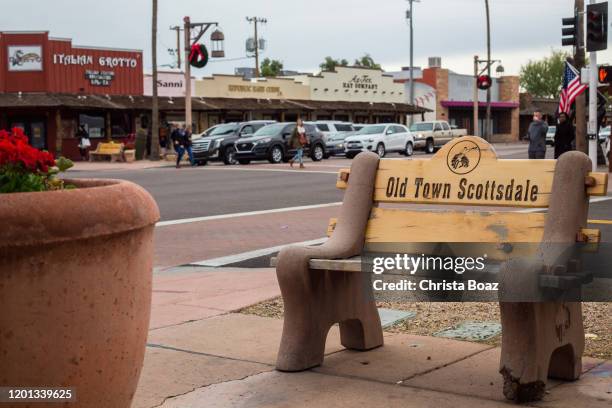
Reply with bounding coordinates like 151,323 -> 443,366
67,164 -> 343,221
65,144 -> 550,221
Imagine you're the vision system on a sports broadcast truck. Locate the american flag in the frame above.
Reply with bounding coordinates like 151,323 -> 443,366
559,62 -> 587,114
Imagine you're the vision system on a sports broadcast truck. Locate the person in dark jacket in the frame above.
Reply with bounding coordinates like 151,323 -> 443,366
554,112 -> 574,159
527,110 -> 548,159
171,124 -> 194,168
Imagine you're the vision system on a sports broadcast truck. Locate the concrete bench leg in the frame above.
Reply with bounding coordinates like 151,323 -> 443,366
499,151 -> 591,402
275,246 -> 383,372
499,302 -> 583,402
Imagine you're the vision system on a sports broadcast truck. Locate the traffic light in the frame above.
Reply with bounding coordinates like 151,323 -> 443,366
586,2 -> 608,52
477,75 -> 492,90
598,65 -> 612,83
562,15 -> 579,47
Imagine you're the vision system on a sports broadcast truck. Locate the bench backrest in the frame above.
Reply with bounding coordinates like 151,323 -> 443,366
335,136 -> 607,259
95,142 -> 124,154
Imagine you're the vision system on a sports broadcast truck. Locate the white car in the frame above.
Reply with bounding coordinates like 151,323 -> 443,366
344,124 -> 414,159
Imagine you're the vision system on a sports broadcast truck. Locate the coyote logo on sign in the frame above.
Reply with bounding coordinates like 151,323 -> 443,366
446,140 -> 481,175
8,46 -> 43,71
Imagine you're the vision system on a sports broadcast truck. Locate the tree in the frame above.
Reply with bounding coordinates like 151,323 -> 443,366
150,0 -> 160,160
354,54 -> 381,70
319,56 -> 349,71
519,50 -> 569,99
260,58 -> 284,77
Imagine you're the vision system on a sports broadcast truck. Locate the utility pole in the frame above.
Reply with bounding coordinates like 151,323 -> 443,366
575,0 -> 587,154
184,16 -> 191,130
406,0 -> 420,125
170,25 -> 181,69
588,0 -> 598,170
485,0 -> 492,141
247,17 -> 267,77
151,0 -> 160,161
473,55 -> 479,136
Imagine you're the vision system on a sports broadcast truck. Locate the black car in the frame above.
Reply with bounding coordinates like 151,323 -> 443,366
191,121 -> 275,165
234,122 -> 326,164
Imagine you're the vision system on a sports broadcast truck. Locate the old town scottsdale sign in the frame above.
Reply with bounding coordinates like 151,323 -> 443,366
337,136 -> 606,208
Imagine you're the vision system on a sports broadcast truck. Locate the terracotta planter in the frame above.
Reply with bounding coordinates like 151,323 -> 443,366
0,179 -> 159,407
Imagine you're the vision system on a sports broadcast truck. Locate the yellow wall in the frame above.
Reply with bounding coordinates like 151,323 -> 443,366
195,74 -> 310,100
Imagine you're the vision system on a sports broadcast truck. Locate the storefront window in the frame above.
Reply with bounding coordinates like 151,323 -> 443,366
79,114 -> 105,138
111,112 -> 133,138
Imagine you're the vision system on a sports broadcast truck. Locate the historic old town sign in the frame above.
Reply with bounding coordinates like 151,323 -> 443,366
377,136 -> 547,206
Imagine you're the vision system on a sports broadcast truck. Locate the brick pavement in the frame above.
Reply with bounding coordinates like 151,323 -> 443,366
154,205 -> 339,269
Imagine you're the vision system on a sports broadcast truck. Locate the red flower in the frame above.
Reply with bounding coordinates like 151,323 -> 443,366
0,128 -> 55,173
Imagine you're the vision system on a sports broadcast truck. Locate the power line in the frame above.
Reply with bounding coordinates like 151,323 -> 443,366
208,56 -> 254,63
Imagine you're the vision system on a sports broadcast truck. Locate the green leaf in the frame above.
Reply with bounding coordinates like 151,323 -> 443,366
56,157 -> 74,172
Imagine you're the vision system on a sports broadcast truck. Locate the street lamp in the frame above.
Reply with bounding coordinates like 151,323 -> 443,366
405,0 -> 420,125
473,57 -> 502,138
210,29 -> 225,58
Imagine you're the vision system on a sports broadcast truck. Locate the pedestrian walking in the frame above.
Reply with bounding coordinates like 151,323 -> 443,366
527,110 -> 548,159
172,124 -> 194,168
76,125 -> 90,161
553,112 -> 574,159
289,119 -> 308,169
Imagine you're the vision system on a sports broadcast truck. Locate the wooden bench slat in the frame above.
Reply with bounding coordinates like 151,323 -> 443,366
366,208 -> 546,243
326,215 -> 599,244
337,167 -> 608,203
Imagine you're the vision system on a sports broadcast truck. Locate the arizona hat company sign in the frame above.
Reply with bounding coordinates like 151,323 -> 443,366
7,46 -> 43,71
374,136 -> 555,208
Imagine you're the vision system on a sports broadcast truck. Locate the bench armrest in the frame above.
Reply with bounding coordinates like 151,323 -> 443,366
276,152 -> 380,282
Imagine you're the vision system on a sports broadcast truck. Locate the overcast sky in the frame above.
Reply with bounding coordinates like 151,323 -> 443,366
2,0 -> 612,77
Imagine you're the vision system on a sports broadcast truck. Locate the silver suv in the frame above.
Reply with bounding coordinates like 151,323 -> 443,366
315,121 -> 356,157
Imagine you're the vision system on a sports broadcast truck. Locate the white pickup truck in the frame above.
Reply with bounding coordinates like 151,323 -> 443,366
409,120 -> 467,154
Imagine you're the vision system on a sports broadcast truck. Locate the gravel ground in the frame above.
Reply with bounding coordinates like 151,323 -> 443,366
239,298 -> 611,359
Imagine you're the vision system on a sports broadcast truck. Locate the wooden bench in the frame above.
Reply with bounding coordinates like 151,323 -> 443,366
89,142 -> 124,162
273,136 -> 608,402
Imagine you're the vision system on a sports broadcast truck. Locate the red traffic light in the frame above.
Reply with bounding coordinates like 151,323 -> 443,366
599,66 -> 612,84
477,75 -> 492,90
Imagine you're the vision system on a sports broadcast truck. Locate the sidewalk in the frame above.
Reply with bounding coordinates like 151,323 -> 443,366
68,159 -> 173,172
134,266 -> 611,408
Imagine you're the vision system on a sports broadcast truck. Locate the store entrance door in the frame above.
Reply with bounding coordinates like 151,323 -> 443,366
10,118 -> 47,150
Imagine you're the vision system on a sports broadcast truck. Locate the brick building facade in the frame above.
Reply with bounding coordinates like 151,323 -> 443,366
417,61 -> 520,141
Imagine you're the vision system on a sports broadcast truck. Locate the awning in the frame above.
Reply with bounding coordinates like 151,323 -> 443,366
441,101 -> 519,109
0,93 -> 430,115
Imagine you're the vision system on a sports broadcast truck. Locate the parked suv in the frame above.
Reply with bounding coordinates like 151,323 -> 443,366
191,120 -> 275,165
315,121 -> 356,157
343,124 -> 414,159
234,122 -> 326,164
